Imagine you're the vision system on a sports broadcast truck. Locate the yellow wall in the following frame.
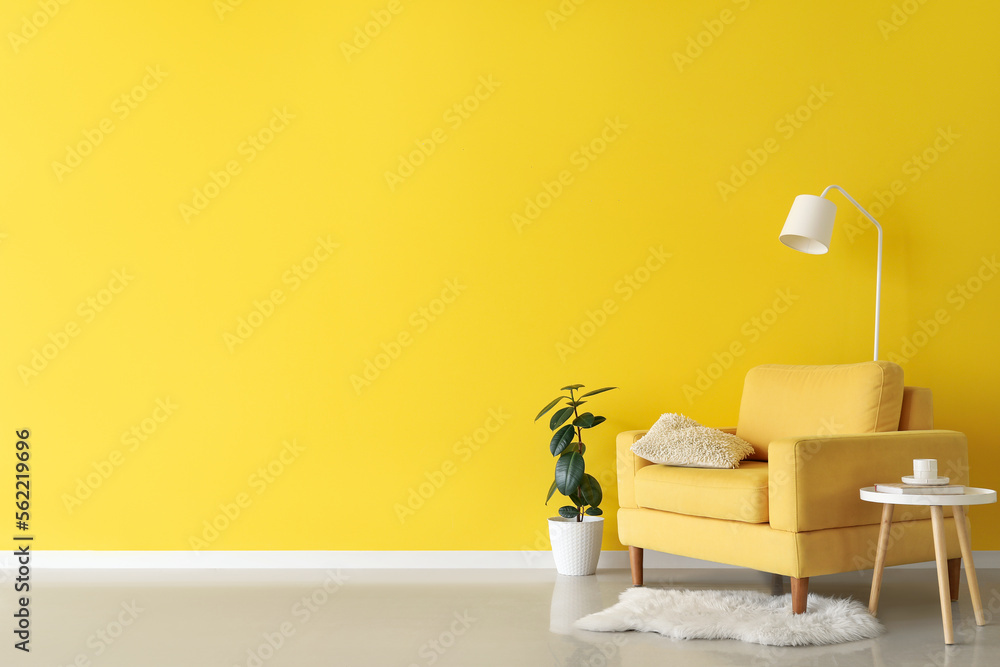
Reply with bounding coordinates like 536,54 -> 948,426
2,1 -> 998,552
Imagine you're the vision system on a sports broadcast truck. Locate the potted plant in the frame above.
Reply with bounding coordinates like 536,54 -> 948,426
536,383 -> 617,576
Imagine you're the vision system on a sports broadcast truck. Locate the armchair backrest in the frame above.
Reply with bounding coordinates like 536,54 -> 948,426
899,386 -> 934,430
736,361 -> 905,461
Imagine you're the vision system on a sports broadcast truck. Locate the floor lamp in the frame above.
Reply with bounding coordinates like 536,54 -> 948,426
778,185 -> 883,361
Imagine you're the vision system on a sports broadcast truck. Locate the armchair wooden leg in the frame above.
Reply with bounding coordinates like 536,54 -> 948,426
791,577 -> 809,614
770,573 -> 785,596
629,546 -> 643,587
948,558 -> 961,601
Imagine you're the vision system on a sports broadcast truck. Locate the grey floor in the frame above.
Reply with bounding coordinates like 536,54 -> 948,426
6,567 -> 1000,666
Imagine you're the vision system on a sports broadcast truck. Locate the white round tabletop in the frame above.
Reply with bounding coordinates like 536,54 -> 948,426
860,486 -> 997,506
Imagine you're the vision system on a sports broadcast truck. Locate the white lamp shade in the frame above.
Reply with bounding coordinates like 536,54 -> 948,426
779,194 -> 837,255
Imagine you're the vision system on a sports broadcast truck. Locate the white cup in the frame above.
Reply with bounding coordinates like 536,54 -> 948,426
913,459 -> 937,481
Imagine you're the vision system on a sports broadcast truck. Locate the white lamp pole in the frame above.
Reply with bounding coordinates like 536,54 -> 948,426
779,185 -> 884,361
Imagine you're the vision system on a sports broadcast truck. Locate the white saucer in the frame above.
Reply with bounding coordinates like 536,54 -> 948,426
902,475 -> 950,485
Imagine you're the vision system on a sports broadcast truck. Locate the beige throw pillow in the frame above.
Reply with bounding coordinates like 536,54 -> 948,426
631,413 -> 755,469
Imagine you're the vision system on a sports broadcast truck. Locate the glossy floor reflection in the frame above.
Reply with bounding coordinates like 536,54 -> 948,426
4,566 -> 999,666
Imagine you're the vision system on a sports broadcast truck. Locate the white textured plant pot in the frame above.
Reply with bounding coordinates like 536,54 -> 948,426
548,516 -> 603,576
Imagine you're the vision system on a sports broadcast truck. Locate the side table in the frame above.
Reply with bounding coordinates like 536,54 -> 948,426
860,486 -> 997,644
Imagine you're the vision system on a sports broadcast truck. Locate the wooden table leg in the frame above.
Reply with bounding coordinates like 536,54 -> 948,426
930,506 -> 955,644
948,558 -> 961,601
954,505 -> 985,626
869,503 -> 894,615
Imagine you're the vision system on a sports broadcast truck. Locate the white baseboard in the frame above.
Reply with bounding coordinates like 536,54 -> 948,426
4,550 -> 718,570
2,550 -> 998,570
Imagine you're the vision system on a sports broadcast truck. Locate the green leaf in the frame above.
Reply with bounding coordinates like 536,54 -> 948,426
588,416 -> 607,428
580,386 -> 616,398
572,412 -> 596,428
549,406 -> 575,430
535,396 -> 565,421
561,384 -> 585,391
569,489 -> 584,507
555,451 -> 584,496
567,441 -> 586,455
545,479 -> 557,505
549,424 -> 574,456
558,506 -> 580,519
585,507 -> 603,516
567,400 -> 587,408
578,474 -> 602,507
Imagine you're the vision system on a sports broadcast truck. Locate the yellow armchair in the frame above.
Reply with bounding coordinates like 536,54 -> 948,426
617,361 -> 970,613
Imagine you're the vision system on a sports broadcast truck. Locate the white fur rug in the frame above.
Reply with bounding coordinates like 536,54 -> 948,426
575,587 -> 884,646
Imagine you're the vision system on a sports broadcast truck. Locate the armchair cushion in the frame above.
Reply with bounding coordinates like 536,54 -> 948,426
630,413 -> 755,469
634,462 -> 770,523
737,361 -> 904,461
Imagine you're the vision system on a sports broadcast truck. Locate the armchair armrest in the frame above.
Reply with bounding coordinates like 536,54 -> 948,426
768,430 -> 968,532
616,430 -> 653,509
